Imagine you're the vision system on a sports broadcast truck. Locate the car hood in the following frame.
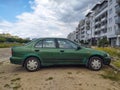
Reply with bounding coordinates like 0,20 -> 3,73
81,47 -> 107,55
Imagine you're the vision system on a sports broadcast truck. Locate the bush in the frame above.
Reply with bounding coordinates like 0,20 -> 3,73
0,37 -> 6,42
98,37 -> 109,47
0,43 -> 23,48
95,47 -> 120,58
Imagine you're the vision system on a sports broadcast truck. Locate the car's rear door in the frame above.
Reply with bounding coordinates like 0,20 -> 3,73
34,38 -> 60,64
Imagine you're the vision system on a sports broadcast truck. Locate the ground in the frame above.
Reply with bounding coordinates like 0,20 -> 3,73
0,48 -> 120,90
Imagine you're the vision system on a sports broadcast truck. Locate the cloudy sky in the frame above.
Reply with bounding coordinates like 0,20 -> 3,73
0,0 -> 99,39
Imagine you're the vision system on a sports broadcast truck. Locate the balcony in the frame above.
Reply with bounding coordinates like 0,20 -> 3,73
95,28 -> 99,31
101,25 -> 107,29
86,19 -> 90,25
115,16 -> 120,24
115,5 -> 120,14
116,0 -> 120,4
86,26 -> 90,30
95,21 -> 100,25
101,17 -> 107,22
115,29 -> 120,35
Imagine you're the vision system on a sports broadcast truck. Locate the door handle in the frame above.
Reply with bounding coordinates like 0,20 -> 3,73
60,50 -> 64,52
35,49 -> 39,52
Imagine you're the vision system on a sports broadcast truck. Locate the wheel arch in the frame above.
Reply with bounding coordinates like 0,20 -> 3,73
22,55 -> 42,67
86,54 -> 104,66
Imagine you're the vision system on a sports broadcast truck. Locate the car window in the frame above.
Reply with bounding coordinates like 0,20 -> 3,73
35,40 -> 42,48
43,39 -> 56,48
58,39 -> 77,49
35,39 -> 56,48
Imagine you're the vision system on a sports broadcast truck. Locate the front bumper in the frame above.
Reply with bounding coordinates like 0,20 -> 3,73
10,57 -> 23,65
103,57 -> 111,65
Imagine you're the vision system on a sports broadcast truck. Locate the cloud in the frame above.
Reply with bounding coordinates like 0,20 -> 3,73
0,0 -> 98,39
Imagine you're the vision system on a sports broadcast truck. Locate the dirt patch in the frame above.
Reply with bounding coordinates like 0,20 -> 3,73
0,48 -> 120,90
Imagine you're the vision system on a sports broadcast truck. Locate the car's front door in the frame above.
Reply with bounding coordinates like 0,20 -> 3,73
56,39 -> 84,64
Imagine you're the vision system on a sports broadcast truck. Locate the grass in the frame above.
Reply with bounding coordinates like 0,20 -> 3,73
4,77 -> 21,90
4,84 -> 10,88
67,72 -> 72,74
11,78 -> 21,82
95,47 -> 120,58
4,83 -> 21,90
95,47 -> 120,81
100,69 -> 120,81
0,43 -> 22,48
12,84 -> 21,90
0,62 -> 3,65
0,71 -> 5,74
112,60 -> 120,68
46,77 -> 53,81
95,47 -> 120,68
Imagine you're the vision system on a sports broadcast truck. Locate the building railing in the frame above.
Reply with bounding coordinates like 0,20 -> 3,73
115,16 -> 120,24
115,5 -> 120,14
101,25 -> 107,29
95,3 -> 108,15
115,28 -> 120,35
101,17 -> 107,22
116,0 -> 120,4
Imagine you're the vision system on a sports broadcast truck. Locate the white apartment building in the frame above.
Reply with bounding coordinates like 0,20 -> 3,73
67,0 -> 120,46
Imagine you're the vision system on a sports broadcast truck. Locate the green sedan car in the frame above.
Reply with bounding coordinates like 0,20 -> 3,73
10,38 -> 111,72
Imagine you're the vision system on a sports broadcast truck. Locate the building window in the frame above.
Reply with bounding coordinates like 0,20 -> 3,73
109,17 -> 112,23
110,27 -> 112,31
109,0 -> 112,5
108,27 -> 112,32
114,25 -> 116,31
109,8 -> 112,15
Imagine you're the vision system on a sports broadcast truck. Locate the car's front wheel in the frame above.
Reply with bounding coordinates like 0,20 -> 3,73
24,57 -> 40,72
88,56 -> 103,71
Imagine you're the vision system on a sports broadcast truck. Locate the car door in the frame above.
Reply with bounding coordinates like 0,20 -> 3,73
34,38 -> 60,64
56,39 -> 84,64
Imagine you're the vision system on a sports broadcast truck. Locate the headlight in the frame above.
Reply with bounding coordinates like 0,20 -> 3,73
106,53 -> 110,57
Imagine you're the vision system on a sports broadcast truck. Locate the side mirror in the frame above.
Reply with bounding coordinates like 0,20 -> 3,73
76,46 -> 81,50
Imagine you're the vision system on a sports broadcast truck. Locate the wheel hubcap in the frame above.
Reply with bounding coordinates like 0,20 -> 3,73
91,59 -> 101,69
27,59 -> 38,70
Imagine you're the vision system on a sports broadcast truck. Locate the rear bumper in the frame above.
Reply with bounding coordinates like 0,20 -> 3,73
103,57 -> 111,65
10,57 -> 23,65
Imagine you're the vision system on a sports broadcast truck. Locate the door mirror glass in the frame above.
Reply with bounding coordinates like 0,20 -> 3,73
76,46 -> 81,50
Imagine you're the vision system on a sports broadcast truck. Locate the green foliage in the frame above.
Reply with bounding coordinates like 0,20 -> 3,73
113,61 -> 120,68
101,69 -> 120,81
46,77 -> 53,81
0,43 -> 22,48
4,84 -> 10,88
95,47 -> 120,58
67,72 -> 72,74
0,33 -> 30,43
0,33 -> 30,48
0,37 -> 6,42
98,37 -> 109,47
95,47 -> 120,69
11,78 -> 21,82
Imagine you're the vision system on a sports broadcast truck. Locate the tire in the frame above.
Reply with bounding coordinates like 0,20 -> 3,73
88,56 -> 103,71
24,57 -> 40,72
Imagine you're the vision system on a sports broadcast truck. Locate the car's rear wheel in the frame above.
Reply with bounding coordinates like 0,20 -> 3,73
24,57 -> 40,72
88,56 -> 103,71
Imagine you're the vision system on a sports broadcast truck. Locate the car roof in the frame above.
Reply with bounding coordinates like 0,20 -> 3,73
36,37 -> 68,40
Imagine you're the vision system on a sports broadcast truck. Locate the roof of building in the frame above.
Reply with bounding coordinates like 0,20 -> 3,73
91,0 -> 108,10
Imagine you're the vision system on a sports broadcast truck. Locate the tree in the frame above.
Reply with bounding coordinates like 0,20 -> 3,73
98,37 -> 109,47
0,37 -> 6,42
